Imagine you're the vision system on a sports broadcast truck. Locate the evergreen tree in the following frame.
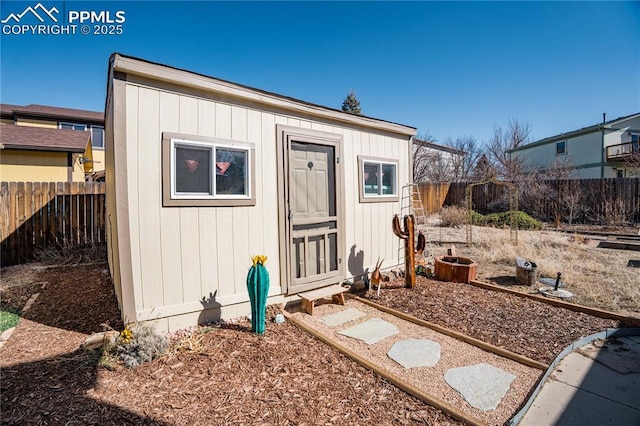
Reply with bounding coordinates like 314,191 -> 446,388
473,154 -> 496,181
341,90 -> 362,115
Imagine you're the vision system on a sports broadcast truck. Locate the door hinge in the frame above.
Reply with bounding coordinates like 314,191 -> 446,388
336,156 -> 340,163
339,257 -> 342,264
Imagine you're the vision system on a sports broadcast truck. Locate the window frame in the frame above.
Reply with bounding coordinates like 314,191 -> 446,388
357,155 -> 399,203
59,122 -> 87,131
556,140 -> 567,156
162,132 -> 256,207
90,125 -> 105,149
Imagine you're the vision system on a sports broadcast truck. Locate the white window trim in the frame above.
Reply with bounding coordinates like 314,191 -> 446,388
59,122 -> 87,131
90,125 -> 105,149
358,156 -> 399,203
162,132 -> 256,207
556,140 -> 567,156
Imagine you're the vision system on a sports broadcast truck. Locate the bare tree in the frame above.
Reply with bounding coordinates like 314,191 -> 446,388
486,118 -> 532,180
620,149 -> 640,177
445,135 -> 483,181
412,132 -> 448,182
542,156 -> 580,226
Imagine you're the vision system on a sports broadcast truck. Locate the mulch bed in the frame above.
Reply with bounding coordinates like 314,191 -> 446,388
1,264 -> 461,425
361,276 -> 621,364
1,264 -> 627,424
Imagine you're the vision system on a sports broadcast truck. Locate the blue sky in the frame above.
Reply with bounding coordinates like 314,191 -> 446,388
1,1 -> 638,144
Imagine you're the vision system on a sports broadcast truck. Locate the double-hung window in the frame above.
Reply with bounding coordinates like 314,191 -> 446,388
556,141 -> 566,156
358,156 -> 398,202
163,133 -> 255,207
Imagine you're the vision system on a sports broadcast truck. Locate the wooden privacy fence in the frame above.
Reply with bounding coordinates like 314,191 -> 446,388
415,182 -> 451,215
1,182 -> 106,266
440,178 -> 640,224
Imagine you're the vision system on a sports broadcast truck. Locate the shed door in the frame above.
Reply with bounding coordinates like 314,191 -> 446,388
287,141 -> 341,294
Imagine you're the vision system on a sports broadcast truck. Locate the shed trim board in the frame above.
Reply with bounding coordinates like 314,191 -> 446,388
112,54 -> 415,137
107,53 -> 416,331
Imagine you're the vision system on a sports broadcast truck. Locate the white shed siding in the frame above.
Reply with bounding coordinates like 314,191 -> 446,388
109,55 -> 414,331
120,79 -> 410,328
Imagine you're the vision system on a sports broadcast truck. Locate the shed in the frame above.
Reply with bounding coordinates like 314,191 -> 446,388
105,53 -> 416,331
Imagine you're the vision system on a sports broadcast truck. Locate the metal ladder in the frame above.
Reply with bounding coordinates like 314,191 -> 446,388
399,184 -> 432,262
400,184 -> 428,229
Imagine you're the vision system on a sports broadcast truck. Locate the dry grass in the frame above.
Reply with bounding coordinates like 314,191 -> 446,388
422,216 -> 640,318
439,205 -> 468,227
33,242 -> 106,265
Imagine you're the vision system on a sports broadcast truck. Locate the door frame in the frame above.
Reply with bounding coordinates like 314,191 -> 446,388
276,124 -> 345,295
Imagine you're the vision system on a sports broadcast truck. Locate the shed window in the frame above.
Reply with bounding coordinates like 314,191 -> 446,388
556,141 -> 566,155
358,156 -> 398,203
163,133 -> 255,207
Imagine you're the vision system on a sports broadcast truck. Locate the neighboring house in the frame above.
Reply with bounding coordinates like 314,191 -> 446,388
105,53 -> 416,332
413,138 -> 465,182
507,113 -> 640,178
0,103 -> 105,182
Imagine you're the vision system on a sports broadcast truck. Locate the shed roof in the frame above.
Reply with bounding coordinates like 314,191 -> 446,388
508,112 -> 640,153
414,138 -> 465,155
110,53 -> 417,137
0,124 -> 89,153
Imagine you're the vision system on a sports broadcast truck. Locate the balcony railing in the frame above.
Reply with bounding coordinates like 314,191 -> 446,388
606,141 -> 639,162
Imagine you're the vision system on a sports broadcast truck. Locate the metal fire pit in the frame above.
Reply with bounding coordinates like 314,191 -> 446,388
434,256 -> 478,284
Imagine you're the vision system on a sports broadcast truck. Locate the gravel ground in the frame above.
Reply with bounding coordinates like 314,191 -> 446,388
290,299 -> 543,426
361,276 -> 621,364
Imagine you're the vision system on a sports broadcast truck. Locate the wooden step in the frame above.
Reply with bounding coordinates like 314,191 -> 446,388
298,284 -> 349,315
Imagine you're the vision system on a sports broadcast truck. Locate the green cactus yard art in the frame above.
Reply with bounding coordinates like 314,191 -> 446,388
247,255 -> 270,334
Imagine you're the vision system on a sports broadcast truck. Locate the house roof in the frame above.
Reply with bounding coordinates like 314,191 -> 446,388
0,103 -> 21,116
0,124 -> 89,153
0,103 -> 104,123
110,53 -> 417,137
508,112 -> 640,153
414,138 -> 465,155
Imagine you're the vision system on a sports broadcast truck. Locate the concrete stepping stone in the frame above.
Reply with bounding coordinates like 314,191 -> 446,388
320,308 -> 365,327
338,318 -> 398,344
444,363 -> 516,411
387,339 -> 441,368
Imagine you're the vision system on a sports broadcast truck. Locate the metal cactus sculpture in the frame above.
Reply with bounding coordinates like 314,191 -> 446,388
392,214 -> 425,289
247,255 -> 270,334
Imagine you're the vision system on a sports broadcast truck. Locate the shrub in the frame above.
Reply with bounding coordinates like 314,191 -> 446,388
33,242 -> 106,265
108,323 -> 168,369
0,310 -> 20,333
471,211 -> 543,231
440,206 -> 469,227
